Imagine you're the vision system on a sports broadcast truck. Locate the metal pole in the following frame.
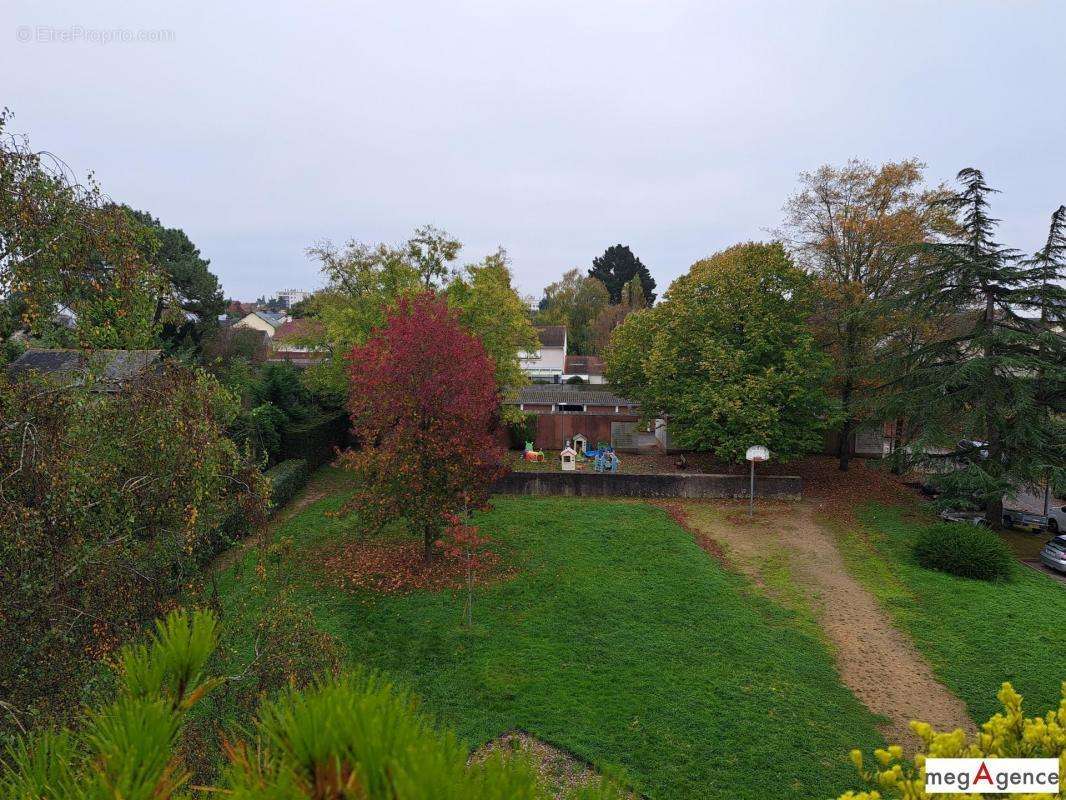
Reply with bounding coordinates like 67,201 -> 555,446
749,460 -> 755,519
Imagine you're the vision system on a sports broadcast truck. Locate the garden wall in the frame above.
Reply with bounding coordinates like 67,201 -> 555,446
492,471 -> 802,499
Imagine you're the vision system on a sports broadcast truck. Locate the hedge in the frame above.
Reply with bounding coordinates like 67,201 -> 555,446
266,458 -> 311,511
280,411 -> 349,467
913,522 -> 1015,581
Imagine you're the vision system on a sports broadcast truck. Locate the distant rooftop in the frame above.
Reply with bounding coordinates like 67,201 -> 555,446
563,355 -> 604,375
6,349 -> 162,388
535,325 -> 566,348
508,383 -> 636,407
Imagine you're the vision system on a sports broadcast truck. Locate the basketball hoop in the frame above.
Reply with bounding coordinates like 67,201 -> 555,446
744,445 -> 769,517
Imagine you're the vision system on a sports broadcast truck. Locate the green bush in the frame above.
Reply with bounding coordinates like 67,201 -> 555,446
0,366 -> 268,731
913,522 -> 1014,581
280,411 -> 349,467
265,458 -> 310,510
0,609 -> 625,800
507,412 -> 539,450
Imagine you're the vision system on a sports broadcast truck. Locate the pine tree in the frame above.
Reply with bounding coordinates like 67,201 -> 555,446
588,244 -> 656,305
881,169 -> 1065,527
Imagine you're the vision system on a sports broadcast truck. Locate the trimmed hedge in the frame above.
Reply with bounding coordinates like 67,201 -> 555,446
280,411 -> 349,468
266,458 -> 310,510
913,522 -> 1014,581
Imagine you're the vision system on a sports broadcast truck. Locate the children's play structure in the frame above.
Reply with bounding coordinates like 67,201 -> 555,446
523,435 -> 622,473
564,438 -> 620,473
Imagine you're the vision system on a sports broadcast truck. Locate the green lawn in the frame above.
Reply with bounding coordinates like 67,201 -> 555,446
832,504 -> 1066,723
203,470 -> 883,800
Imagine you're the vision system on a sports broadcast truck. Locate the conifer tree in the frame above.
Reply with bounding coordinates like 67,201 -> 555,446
881,170 -> 1065,527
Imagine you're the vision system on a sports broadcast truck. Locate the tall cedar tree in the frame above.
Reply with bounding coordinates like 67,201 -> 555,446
123,206 -> 226,353
340,294 -> 506,561
881,169 -> 1065,527
779,160 -> 943,470
588,244 -> 657,305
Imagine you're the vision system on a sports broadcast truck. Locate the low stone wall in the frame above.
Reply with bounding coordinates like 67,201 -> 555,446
492,471 -> 802,499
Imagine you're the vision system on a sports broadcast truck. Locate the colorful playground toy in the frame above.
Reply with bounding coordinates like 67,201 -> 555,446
523,441 -> 546,462
590,446 -> 621,473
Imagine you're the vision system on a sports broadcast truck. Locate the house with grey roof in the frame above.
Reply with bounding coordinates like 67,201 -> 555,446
233,310 -> 289,338
504,383 -> 662,453
6,349 -> 162,391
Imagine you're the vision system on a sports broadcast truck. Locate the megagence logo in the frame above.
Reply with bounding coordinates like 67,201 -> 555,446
925,758 -> 1060,794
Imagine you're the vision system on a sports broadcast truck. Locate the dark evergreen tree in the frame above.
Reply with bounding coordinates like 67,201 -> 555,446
588,244 -> 656,305
881,169 -> 1065,527
123,206 -> 225,353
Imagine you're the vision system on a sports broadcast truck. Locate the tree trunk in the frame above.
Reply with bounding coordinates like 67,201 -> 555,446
837,382 -> 853,472
985,495 -> 1003,531
423,525 -> 436,564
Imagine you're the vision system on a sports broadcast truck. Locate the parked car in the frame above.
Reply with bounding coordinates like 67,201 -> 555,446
1001,509 -> 1049,533
939,509 -> 985,525
1048,505 -> 1066,534
939,508 -> 1047,532
1040,535 -> 1066,574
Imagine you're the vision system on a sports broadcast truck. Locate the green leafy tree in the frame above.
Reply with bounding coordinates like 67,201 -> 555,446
300,229 -> 535,407
0,110 -> 162,349
605,242 -> 835,461
588,244 -> 656,305
880,169 -> 1066,527
406,223 -> 462,288
445,248 -> 539,406
535,269 -> 610,354
778,160 -> 946,470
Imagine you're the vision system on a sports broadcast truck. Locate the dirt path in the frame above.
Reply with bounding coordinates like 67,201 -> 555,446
667,501 -> 974,747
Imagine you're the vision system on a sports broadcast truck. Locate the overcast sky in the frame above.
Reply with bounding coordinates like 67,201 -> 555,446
4,1 -> 1065,301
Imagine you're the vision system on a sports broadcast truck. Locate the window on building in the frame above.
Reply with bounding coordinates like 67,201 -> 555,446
557,403 -> 585,413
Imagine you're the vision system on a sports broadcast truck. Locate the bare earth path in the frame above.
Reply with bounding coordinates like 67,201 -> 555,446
667,501 -> 974,747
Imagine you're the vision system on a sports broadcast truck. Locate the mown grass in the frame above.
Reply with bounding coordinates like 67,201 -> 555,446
831,504 -> 1066,723
201,469 -> 882,800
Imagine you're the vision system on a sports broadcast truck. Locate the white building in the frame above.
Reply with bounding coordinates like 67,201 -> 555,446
276,289 -> 312,309
520,325 -> 567,383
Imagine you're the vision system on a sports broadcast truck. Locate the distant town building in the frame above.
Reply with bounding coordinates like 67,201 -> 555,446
520,325 -> 567,383
276,289 -> 312,309
233,310 -> 289,337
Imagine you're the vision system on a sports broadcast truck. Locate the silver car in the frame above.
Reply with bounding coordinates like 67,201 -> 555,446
1040,536 -> 1066,574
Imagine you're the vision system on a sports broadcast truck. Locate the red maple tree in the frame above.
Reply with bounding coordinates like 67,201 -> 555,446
339,293 -> 507,561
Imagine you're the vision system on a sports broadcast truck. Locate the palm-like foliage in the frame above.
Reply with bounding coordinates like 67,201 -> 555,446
0,610 -> 626,800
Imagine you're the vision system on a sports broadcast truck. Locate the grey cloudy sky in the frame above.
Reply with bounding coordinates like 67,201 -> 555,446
4,1 -> 1064,301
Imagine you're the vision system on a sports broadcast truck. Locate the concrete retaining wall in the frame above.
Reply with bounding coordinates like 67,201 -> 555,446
492,471 -> 802,499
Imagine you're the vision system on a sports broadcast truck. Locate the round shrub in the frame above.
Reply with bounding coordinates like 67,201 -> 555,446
913,522 -> 1014,581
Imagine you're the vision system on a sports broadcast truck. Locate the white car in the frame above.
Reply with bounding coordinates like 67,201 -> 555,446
1049,505 -> 1066,535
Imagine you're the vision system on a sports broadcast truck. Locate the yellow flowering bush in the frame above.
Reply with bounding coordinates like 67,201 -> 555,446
840,682 -> 1066,799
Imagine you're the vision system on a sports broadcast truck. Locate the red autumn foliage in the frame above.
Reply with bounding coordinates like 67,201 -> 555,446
339,293 -> 507,560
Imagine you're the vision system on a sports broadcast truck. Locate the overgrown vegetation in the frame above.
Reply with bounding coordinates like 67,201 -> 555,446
0,608 -> 626,800
0,364 -> 268,732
